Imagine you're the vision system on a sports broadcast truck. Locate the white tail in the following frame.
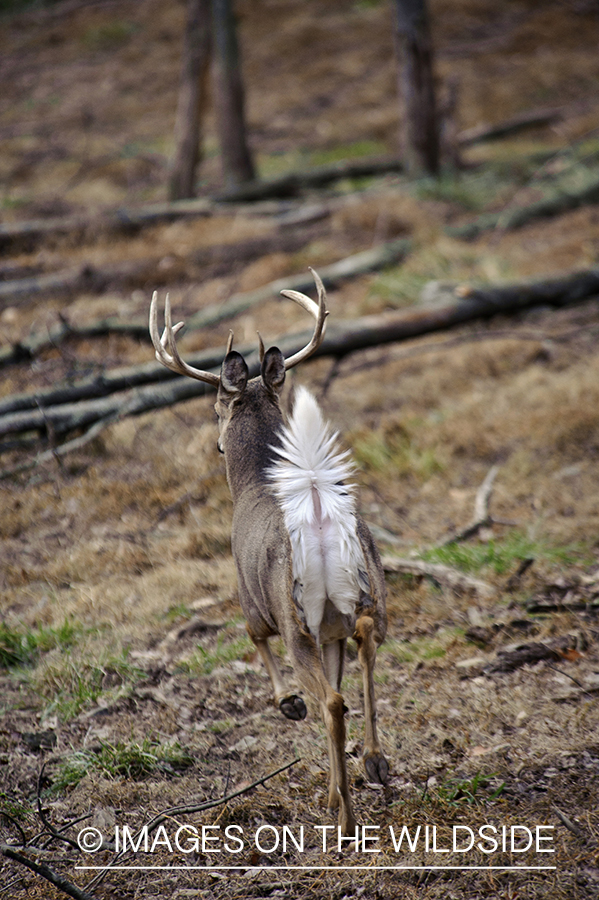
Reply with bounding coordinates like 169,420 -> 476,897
268,387 -> 368,642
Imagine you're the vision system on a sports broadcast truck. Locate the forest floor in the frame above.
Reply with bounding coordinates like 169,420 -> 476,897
1,1 -> 599,898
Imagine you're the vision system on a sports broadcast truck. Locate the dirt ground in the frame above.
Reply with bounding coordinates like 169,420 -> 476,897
1,1 -> 599,898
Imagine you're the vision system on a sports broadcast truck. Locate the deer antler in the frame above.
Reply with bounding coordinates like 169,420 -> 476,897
149,269 -> 328,383
149,292 -> 220,387
280,267 -> 328,370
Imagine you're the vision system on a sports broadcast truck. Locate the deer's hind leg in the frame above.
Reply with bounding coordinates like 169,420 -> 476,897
321,639 -> 347,813
286,631 -> 356,835
354,614 -> 389,785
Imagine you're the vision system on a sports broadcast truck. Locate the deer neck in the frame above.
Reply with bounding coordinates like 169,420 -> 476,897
223,388 -> 283,502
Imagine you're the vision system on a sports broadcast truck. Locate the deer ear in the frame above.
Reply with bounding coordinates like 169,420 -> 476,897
220,351 -> 248,399
261,347 -> 286,396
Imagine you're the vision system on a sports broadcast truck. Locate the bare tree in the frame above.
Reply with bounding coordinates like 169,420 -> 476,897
211,0 -> 255,188
393,0 -> 440,175
168,0 -> 212,201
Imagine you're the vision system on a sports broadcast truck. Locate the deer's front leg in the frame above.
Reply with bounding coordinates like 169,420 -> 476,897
252,635 -> 307,721
354,614 -> 389,784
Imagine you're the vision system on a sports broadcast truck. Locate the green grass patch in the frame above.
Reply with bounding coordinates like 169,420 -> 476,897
414,169 -> 511,212
431,771 -> 505,807
365,267 -> 427,310
420,531 -> 585,576
32,647 -> 143,720
384,630 -> 460,666
309,140 -> 388,167
0,793 -> 31,822
0,619 -> 80,670
182,633 -> 255,676
52,738 -> 194,793
352,421 -> 443,482
206,718 -> 235,734
256,139 -> 389,180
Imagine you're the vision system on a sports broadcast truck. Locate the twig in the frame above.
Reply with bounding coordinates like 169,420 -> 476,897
35,400 -> 64,476
505,557 -> 535,592
36,764 -> 79,851
0,412 -> 121,480
337,321 -> 599,380
544,663 -> 596,698
0,812 -> 26,846
381,556 -> 495,600
552,806 -> 590,842
435,465 -> 499,548
85,757 -> 300,891
320,356 -> 342,398
39,814 -> 94,852
0,845 -> 98,900
144,757 -> 300,833
457,107 -> 563,146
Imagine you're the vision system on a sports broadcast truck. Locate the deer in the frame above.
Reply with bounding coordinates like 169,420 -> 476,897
149,270 -> 388,835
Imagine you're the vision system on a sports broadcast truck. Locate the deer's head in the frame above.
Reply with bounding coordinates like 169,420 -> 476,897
149,269 -> 329,458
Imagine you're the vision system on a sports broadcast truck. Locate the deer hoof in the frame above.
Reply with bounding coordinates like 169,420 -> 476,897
279,694 -> 307,720
364,752 -> 389,785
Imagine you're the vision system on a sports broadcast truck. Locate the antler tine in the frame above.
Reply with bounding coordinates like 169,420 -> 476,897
280,267 -> 329,370
149,291 -> 220,387
257,331 -> 265,363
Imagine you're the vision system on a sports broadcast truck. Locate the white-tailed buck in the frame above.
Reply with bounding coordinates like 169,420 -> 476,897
149,271 -> 388,834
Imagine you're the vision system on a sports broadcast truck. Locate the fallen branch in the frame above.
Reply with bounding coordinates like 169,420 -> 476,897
0,157 -> 401,254
0,238 -> 410,367
215,156 -> 404,203
0,844 -> 98,900
335,320 -> 599,380
184,237 -> 411,330
0,228 -> 322,313
0,413 -> 124,481
84,757 -> 300,892
381,556 -> 495,600
0,198 -> 213,254
435,465 -> 500,547
552,806 -> 592,843
447,174 -> 599,240
1,263 -> 597,449
457,107 -> 563,146
485,637 -> 578,674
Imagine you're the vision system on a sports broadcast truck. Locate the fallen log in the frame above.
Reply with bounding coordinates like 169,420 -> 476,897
457,107 -> 563,146
184,237 -> 412,330
0,238 -> 410,367
381,556 -> 495,600
1,263 -> 598,440
0,227 -> 324,312
485,638 -> 577,674
447,174 -> 599,240
215,156 -> 404,203
0,262 -> 599,458
0,157 -> 401,254
0,198 -> 213,254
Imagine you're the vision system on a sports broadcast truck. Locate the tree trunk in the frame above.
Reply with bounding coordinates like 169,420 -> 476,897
393,0 -> 440,175
211,0 -> 255,188
169,0 -> 212,201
